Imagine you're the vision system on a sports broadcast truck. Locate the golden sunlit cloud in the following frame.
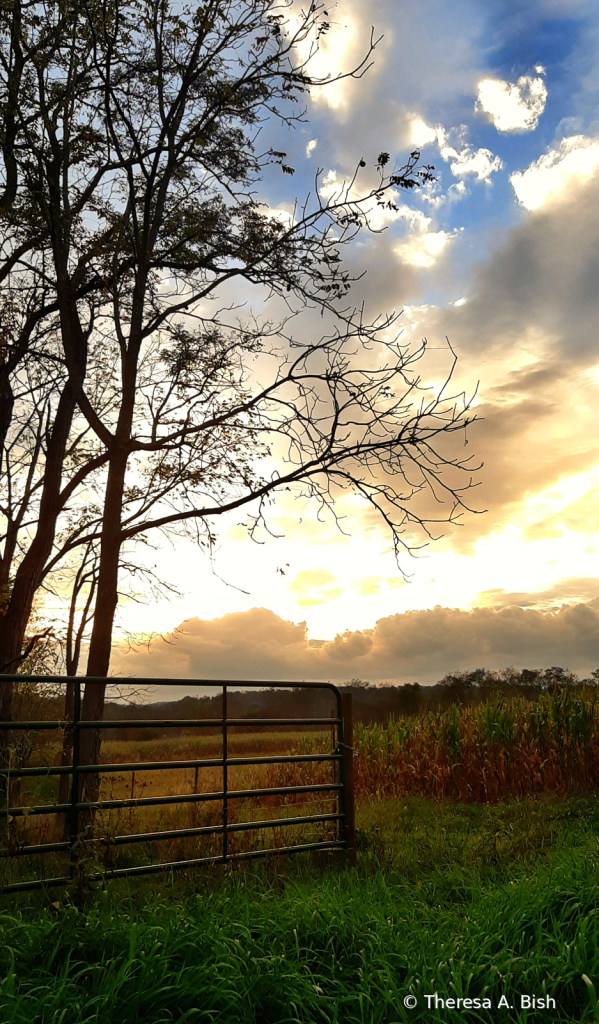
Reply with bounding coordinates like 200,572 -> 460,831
518,467 -> 599,537
477,577 -> 599,610
354,576 -> 383,596
288,569 -> 343,606
409,115 -> 439,147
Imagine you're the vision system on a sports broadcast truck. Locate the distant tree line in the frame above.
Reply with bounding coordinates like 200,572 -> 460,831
96,665 -> 599,738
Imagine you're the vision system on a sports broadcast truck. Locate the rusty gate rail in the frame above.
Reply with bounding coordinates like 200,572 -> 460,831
0,676 -> 355,894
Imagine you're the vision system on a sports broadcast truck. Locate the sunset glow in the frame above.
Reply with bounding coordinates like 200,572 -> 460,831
99,0 -> 599,686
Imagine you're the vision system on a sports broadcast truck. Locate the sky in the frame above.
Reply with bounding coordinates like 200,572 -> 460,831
110,0 -> 599,691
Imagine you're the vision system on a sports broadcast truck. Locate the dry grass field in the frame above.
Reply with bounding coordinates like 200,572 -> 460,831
1,728 -> 339,889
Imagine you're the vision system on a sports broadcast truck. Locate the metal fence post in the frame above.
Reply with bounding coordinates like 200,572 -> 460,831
222,684 -> 228,861
330,708 -> 337,842
69,680 -> 81,875
341,692 -> 356,865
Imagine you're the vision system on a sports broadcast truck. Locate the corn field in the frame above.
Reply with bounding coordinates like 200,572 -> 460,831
265,688 -> 599,803
353,688 -> 599,802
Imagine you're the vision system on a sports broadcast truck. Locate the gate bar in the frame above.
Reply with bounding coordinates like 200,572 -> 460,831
0,717 -> 341,731
0,840 -> 345,895
0,752 -> 341,779
4,781 -> 343,819
1,811 -> 345,858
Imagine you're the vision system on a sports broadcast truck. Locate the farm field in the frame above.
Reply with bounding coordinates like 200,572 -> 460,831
1,729 -> 340,889
3,692 -> 599,1021
1,795 -> 599,1023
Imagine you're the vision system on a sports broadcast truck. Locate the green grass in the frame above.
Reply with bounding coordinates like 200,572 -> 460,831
1,796 -> 599,1023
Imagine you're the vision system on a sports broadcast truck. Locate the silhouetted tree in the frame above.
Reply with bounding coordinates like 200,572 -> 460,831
0,0 -> 480,807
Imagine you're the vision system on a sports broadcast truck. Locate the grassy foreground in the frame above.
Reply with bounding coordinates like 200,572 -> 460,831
2,796 -> 599,1023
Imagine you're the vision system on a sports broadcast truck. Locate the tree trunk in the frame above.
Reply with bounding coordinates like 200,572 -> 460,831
0,374 -> 83,814
78,448 -> 129,821
0,369 -> 14,464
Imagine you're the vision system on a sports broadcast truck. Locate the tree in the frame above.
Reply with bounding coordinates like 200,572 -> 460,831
0,0 -> 480,806
0,0 -> 352,680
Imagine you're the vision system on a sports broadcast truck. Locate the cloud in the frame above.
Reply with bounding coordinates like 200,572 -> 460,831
394,228 -> 458,268
288,570 -> 343,606
317,170 -> 456,246
262,203 -> 296,229
440,139 -> 503,182
318,168 -> 341,200
448,180 -> 469,200
354,576 -> 383,596
407,117 -> 503,182
477,577 -> 599,609
286,6 -> 363,113
409,116 -> 439,147
424,360 -> 599,549
390,204 -> 432,233
429,168 -> 599,368
306,139 -> 318,157
300,0 -> 486,139
362,195 -> 433,233
418,180 -> 470,208
476,74 -> 547,132
511,135 -> 599,210
328,185 -> 461,268
110,599 -> 599,685
256,158 -> 599,561
318,171 -> 435,233
347,166 -> 599,551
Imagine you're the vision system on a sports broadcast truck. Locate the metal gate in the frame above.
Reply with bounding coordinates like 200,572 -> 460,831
0,676 -> 355,894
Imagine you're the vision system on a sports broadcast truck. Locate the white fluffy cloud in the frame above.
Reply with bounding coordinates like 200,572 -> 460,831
511,135 -> 599,210
408,116 -> 503,183
443,142 -> 503,181
476,74 -> 547,132
318,168 -> 341,200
